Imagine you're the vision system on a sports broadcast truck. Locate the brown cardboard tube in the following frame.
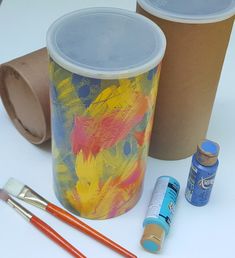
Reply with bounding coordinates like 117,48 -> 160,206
0,48 -> 51,144
137,4 -> 234,160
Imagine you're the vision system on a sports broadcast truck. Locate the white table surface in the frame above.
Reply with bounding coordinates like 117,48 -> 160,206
0,1 -> 235,258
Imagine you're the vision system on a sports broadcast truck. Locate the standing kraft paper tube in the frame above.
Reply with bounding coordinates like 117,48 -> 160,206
47,8 -> 166,219
137,0 -> 235,160
0,48 -> 51,144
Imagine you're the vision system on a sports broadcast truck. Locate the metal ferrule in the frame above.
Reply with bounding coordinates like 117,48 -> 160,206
18,186 -> 49,210
7,198 -> 33,221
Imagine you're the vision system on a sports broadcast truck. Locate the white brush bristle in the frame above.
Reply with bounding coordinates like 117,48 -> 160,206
3,178 -> 25,197
0,189 -> 10,202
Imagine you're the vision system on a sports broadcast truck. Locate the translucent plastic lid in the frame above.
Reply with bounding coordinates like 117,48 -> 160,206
138,0 -> 235,23
46,8 -> 166,79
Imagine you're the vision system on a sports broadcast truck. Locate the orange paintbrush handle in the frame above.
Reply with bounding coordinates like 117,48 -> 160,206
46,203 -> 137,258
30,216 -> 86,258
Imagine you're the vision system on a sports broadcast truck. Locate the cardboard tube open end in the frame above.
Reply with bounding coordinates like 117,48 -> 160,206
0,65 -> 48,144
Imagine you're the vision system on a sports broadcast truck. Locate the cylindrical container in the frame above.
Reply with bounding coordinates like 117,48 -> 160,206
137,0 -> 235,160
141,176 -> 180,253
185,139 -> 220,206
46,8 -> 166,219
0,48 -> 51,144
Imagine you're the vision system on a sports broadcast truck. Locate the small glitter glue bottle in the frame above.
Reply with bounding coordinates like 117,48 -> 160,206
185,139 -> 220,206
141,176 -> 180,253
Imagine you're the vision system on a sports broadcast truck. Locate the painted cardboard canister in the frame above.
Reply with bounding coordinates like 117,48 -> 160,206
137,0 -> 235,160
46,8 -> 166,219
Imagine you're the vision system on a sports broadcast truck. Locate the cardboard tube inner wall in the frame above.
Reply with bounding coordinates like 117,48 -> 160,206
0,48 -> 51,144
137,4 -> 234,160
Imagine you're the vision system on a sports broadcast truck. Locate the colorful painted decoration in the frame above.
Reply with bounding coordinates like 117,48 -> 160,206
50,59 -> 161,219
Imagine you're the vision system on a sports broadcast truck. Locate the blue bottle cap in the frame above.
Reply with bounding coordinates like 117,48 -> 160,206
141,224 -> 165,253
196,139 -> 220,166
142,239 -> 160,253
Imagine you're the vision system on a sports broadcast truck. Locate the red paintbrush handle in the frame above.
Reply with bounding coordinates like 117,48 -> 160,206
46,203 -> 137,258
30,216 -> 86,258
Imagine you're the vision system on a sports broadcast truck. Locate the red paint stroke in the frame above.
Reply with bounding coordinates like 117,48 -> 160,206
134,131 -> 145,146
119,166 -> 142,189
71,97 -> 149,158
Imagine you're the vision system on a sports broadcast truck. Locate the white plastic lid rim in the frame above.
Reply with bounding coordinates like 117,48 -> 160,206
137,0 -> 235,24
47,8 -> 166,80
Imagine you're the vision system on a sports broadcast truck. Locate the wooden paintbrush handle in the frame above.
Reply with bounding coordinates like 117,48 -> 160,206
46,203 -> 137,258
30,216 -> 86,258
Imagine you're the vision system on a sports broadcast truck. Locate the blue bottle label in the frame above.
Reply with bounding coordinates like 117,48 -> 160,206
185,164 -> 216,206
145,176 -> 180,233
198,174 -> 215,189
185,165 -> 198,202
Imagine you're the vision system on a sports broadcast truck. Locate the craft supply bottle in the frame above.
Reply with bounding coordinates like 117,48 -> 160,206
141,176 -> 180,253
185,139 -> 220,206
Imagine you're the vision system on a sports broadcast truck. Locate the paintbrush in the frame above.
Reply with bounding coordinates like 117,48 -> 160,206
0,189 -> 86,258
3,178 -> 137,258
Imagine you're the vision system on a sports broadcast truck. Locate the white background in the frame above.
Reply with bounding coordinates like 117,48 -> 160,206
0,1 -> 235,258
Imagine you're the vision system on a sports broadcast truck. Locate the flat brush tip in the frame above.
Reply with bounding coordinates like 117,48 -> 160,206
3,178 -> 25,197
0,189 -> 10,202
